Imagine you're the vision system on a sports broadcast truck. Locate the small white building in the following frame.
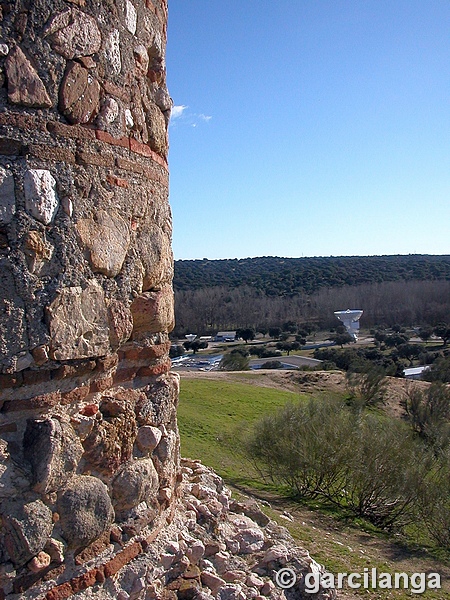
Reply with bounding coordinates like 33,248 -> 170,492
403,366 -> 430,380
214,331 -> 236,342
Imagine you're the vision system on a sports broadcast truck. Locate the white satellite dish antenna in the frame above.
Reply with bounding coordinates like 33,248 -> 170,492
334,309 -> 363,341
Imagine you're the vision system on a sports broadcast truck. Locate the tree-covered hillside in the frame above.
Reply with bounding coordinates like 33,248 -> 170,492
174,255 -> 450,296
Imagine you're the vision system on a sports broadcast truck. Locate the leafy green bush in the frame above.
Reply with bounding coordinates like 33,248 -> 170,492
417,456 -> 450,548
260,360 -> 283,369
246,397 -> 427,530
403,382 -> 450,453
346,363 -> 388,408
219,348 -> 250,371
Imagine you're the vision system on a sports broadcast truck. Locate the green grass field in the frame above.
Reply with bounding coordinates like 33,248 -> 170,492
177,374 -> 450,599
177,377 -> 299,485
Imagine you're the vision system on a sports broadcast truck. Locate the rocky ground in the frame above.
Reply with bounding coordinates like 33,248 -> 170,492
70,458 -> 335,600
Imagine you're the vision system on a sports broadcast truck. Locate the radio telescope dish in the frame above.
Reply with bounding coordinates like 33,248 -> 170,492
334,309 -> 363,341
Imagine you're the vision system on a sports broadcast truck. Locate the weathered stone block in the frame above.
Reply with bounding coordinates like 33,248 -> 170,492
23,417 -> 83,494
76,210 -> 130,277
82,394 -> 137,475
59,61 -> 100,125
104,29 -> 122,75
0,440 -> 29,499
146,104 -> 168,156
4,46 -> 52,108
136,225 -> 173,291
108,300 -> 134,349
136,373 -> 179,426
130,285 -> 175,338
136,425 -> 162,452
24,169 -> 59,225
0,262 -> 29,374
1,499 -> 53,567
44,8 -> 101,59
125,0 -> 137,35
111,458 -> 159,512
57,475 -> 114,549
24,230 -> 54,273
0,167 -> 15,225
47,281 -> 110,361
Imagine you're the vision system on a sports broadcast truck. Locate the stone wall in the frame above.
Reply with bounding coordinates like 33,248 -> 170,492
0,0 -> 180,597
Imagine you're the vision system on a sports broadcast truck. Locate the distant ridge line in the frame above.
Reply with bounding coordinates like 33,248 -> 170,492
174,254 -> 450,296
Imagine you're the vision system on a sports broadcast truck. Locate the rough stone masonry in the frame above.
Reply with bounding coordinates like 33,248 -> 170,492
0,0 -> 180,596
0,2 -> 336,599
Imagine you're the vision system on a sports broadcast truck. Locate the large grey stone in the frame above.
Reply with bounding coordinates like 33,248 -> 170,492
136,373 -> 179,426
0,168 -> 15,225
1,500 -> 53,567
44,8 -> 101,59
57,475 -> 114,549
0,440 -> 29,499
47,280 -> 110,360
0,261 -> 29,374
76,210 -> 130,277
24,169 -> 59,225
111,458 -> 159,512
135,224 -> 173,291
23,418 -> 83,494
146,104 -> 168,156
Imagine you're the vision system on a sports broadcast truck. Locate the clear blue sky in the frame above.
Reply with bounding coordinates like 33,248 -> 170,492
166,0 -> 450,260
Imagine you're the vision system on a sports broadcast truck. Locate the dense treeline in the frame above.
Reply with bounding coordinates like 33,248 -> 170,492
174,255 -> 450,296
173,279 -> 450,336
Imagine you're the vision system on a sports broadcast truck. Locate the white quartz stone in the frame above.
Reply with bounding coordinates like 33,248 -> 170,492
105,30 -> 122,75
24,170 -> 59,225
125,0 -> 137,35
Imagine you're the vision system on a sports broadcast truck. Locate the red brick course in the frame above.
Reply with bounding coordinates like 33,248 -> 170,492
95,129 -> 130,149
27,144 -> 76,164
136,357 -> 172,378
47,121 -> 96,140
76,150 -> 115,168
106,174 -> 129,188
2,391 -> 61,412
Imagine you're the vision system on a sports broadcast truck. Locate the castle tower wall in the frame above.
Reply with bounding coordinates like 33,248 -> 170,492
0,1 -> 179,596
